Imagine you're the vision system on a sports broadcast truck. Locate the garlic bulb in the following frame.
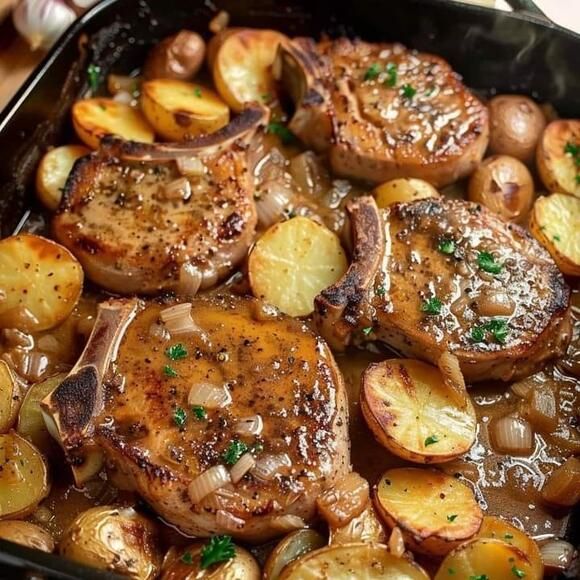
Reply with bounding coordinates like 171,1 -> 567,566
13,0 -> 76,51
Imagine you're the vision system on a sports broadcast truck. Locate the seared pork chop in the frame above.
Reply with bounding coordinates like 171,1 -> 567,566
315,196 -> 571,382
277,39 -> 489,187
43,295 -> 349,542
53,106 -> 268,295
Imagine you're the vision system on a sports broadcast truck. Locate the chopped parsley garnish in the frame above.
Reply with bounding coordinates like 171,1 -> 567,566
364,62 -> 381,81
564,141 -> 580,185
261,93 -> 272,103
447,514 -> 458,522
200,535 -> 236,569
401,84 -> 416,99
471,318 -> 509,344
504,533 -> 514,540
181,551 -> 193,564
375,284 -> 386,297
173,407 -> 187,428
553,234 -> 561,242
576,174 -> 580,184
424,434 -> 439,446
477,251 -> 503,274
511,566 -> 526,578
266,122 -> 296,145
163,365 -> 178,378
194,87 -> 202,98
192,405 -> 207,421
448,569 -> 456,576
438,238 -> 455,255
222,440 -> 248,465
470,576 -> 489,580
87,64 -> 101,92
421,297 -> 442,315
165,343 -> 188,361
385,63 -> 397,87
362,326 -> 374,336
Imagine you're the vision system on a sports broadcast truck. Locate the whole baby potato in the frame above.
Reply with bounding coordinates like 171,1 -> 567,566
144,30 -> 206,81
488,94 -> 546,164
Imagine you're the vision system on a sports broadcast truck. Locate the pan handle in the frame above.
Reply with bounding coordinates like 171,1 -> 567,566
502,0 -> 549,20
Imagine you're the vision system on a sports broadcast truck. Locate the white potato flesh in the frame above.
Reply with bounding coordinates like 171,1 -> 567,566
373,178 -> 439,208
0,362 -> 20,434
0,234 -> 83,332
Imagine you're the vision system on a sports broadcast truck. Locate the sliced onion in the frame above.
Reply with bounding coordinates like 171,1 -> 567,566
489,415 -> 534,456
216,509 -> 246,531
316,472 -> 370,528
250,301 -> 279,321
255,181 -> 293,229
148,322 -> 170,342
230,453 -> 256,484
1,329 -> 34,349
209,9 -> 229,33
523,387 -> 557,432
251,453 -> 292,482
511,377 -> 536,399
476,290 -> 515,317
540,540 -> 575,574
289,151 -> 331,197
388,526 -> 405,558
541,457 -> 580,507
177,263 -> 202,297
271,515 -> 306,532
163,177 -> 192,202
437,351 -> 467,407
188,465 -> 231,503
3,349 -> 48,382
234,415 -> 263,437
112,90 -> 133,105
160,303 -> 198,336
188,383 -> 232,409
176,157 -> 205,177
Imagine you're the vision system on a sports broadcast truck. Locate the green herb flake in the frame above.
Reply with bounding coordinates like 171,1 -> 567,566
173,407 -> 187,428
438,238 -> 455,255
477,251 -> 503,275
424,434 -> 439,446
421,297 -> 442,315
564,142 -> 580,184
447,514 -> 458,522
504,533 -> 514,540
487,318 -> 509,344
364,62 -> 381,81
165,343 -> 188,361
402,84 -> 417,99
181,551 -> 193,564
266,122 -> 296,145
222,440 -> 249,465
385,63 -> 397,87
448,569 -> 456,576
553,234 -> 561,242
192,405 -> 207,421
200,535 -> 236,570
163,365 -> 178,378
261,93 -> 272,103
375,284 -> 386,297
469,576 -> 489,580
471,325 -> 486,343
511,566 -> 526,578
87,64 -> 101,92
576,174 -> 580,184
194,87 -> 203,98
362,326 -> 374,336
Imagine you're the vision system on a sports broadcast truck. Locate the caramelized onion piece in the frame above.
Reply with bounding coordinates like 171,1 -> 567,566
163,177 -> 192,202
188,383 -> 232,409
233,415 -> 263,436
255,183 -> 292,229
316,472 -> 369,528
215,509 -> 246,531
541,457 -> 580,507
540,540 -> 575,575
176,157 -> 205,177
437,351 -> 468,408
388,526 -> 406,558
188,465 -> 231,503
522,386 -> 558,432
177,264 -> 202,298
489,415 -> 534,456
159,303 -> 199,336
230,453 -> 255,484
251,453 -> 291,482
271,515 -> 306,532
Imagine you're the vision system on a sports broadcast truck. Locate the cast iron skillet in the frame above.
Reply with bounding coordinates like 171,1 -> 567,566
0,0 -> 578,577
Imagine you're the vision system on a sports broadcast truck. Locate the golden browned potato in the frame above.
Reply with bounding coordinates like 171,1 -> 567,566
248,217 -> 348,317
329,504 -> 387,546
373,178 -> 439,208
0,520 -> 54,552
361,359 -> 477,464
477,516 -> 543,579
0,234 -> 83,332
278,543 -> 430,580
140,79 -> 229,141
530,192 -> 580,276
537,119 -> 580,196
0,362 -> 21,434
263,529 -> 326,580
488,94 -> 546,164
35,145 -> 90,210
434,538 -> 540,580
0,431 -> 49,519
143,30 -> 206,80
60,506 -> 161,579
212,28 -> 289,110
374,468 -> 482,557
72,98 -> 155,149
467,155 -> 534,223
161,540 -> 260,579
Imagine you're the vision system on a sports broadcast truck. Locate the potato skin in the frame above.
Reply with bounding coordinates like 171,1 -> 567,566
0,520 -> 54,553
144,30 -> 206,80
467,155 -> 534,223
488,95 -> 546,164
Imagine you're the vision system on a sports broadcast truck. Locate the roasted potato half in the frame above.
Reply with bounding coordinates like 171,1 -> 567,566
530,192 -> 580,276
434,538 -> 539,580
361,359 -> 477,463
264,529 -> 326,580
0,361 -> 21,434
140,79 -> 229,141
0,234 -> 83,332
478,516 -> 543,579
248,217 -> 348,317
329,504 -> 387,546
72,98 -> 154,149
374,468 -> 482,557
0,520 -> 54,552
278,543 -> 429,580
467,155 -> 534,223
212,28 -> 289,111
35,145 -> 90,210
0,431 -> 49,519
373,178 -> 439,208
60,506 -> 161,579
536,119 -> 580,196
162,541 -> 260,579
